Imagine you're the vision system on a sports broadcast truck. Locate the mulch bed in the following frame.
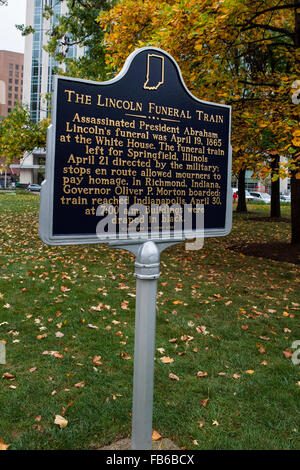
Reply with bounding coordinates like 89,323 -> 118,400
246,216 -> 291,223
229,241 -> 300,265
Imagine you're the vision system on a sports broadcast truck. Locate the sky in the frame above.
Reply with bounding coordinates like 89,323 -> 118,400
0,0 -> 26,53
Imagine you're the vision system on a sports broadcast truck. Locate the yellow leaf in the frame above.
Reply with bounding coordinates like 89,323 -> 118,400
54,415 -> 68,428
245,370 -> 255,374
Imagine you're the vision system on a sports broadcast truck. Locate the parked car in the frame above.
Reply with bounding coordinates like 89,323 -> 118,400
249,191 -> 271,203
280,194 -> 291,203
27,184 -> 41,192
245,190 -> 255,201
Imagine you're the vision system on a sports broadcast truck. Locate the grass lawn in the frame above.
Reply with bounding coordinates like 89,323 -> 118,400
0,192 -> 299,450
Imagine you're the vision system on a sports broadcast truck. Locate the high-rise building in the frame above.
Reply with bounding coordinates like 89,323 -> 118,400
16,0 -> 79,185
0,51 -> 24,188
0,50 -> 24,118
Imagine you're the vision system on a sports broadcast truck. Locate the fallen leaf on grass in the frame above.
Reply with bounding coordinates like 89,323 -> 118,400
74,381 -> 85,388
152,430 -> 162,441
212,420 -> 219,426
93,355 -> 102,366
60,286 -> 70,292
2,372 -> 15,380
245,370 -> 255,374
0,438 -> 10,450
160,356 -> 174,364
37,333 -> 47,340
121,351 -> 131,360
283,349 -> 293,358
54,415 -> 68,428
53,352 -> 63,359
197,371 -> 208,378
87,324 -> 98,330
169,373 -> 179,381
201,397 -> 209,407
233,373 -> 240,379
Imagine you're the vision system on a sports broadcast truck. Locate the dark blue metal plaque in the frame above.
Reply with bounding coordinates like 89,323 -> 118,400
39,47 -> 232,245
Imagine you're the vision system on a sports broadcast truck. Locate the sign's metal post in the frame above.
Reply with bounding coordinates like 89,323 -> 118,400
131,241 -> 160,450
112,239 -> 183,450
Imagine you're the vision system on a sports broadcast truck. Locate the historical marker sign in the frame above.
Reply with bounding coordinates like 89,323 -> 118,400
39,46 -> 231,244
39,47 -> 232,451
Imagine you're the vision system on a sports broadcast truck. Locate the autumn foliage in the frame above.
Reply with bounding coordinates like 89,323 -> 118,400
98,0 -> 300,242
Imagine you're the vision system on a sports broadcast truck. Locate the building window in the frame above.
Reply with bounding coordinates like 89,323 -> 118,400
9,63 -> 13,69
15,64 -> 19,70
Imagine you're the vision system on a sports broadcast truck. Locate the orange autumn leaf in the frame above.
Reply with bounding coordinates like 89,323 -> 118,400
160,356 -> 174,364
152,430 -> 162,441
197,371 -> 208,378
0,438 -> 10,450
201,397 -> 209,407
169,373 -> 179,381
93,355 -> 103,366
283,349 -> 293,359
121,351 -> 131,360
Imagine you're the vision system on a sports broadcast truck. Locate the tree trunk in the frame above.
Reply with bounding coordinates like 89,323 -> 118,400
291,171 -> 300,245
270,155 -> 281,218
236,168 -> 247,212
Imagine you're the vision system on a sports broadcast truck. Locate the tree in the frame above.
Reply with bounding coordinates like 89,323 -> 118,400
98,0 -> 300,243
0,104 -> 49,170
17,0 -> 113,81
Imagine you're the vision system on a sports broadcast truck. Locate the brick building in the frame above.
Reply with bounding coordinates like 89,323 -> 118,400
0,50 -> 24,187
0,50 -> 24,117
